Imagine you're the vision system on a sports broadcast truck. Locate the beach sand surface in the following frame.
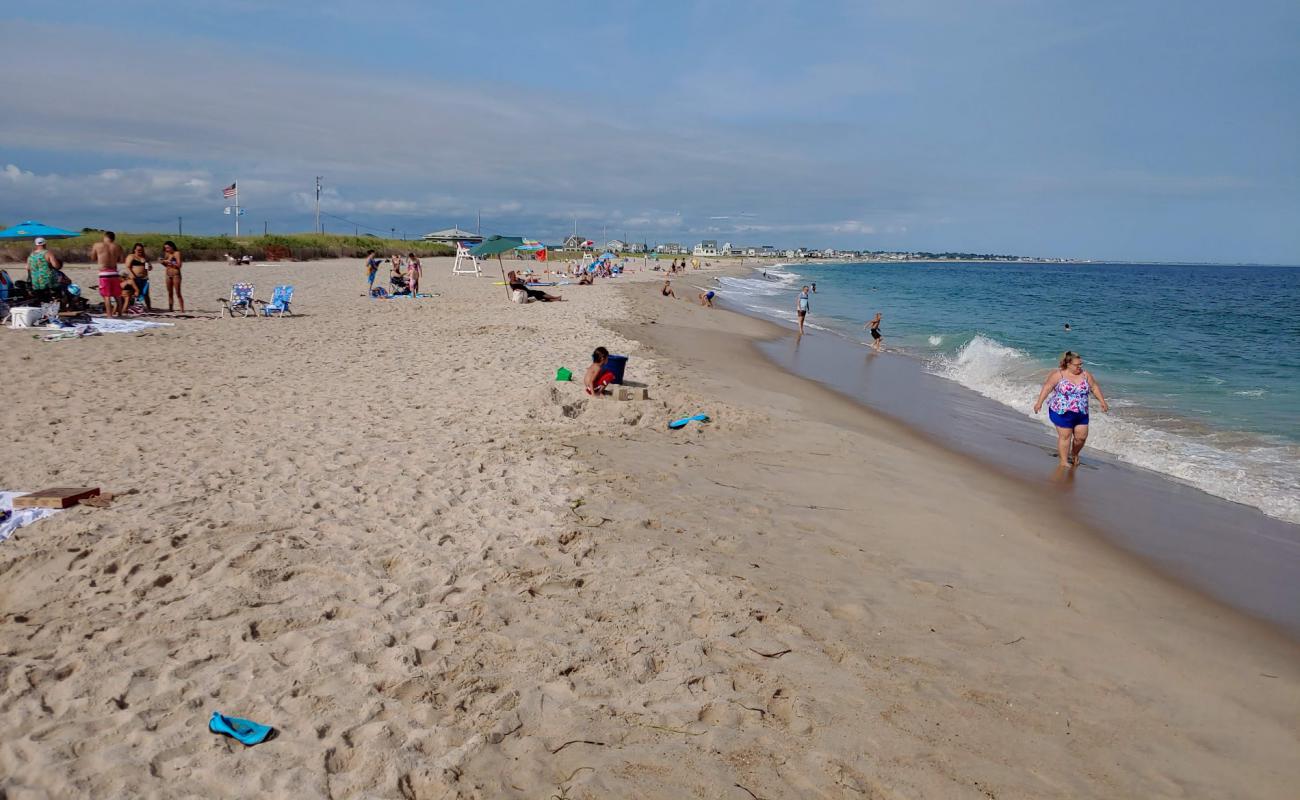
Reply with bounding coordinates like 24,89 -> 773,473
1,258 -> 1297,798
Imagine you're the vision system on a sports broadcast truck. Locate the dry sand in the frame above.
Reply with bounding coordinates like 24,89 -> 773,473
1,257 -> 1297,798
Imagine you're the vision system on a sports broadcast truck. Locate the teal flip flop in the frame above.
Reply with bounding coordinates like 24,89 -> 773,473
668,413 -> 710,430
209,711 -> 274,746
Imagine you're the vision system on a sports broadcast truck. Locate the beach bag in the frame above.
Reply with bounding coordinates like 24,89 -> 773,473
511,289 -> 530,304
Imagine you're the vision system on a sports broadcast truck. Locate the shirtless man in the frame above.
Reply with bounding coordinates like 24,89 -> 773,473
91,231 -> 125,317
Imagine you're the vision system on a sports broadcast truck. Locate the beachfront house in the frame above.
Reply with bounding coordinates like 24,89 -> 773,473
605,239 -> 628,253
693,240 -> 719,257
656,242 -> 687,255
562,234 -> 593,250
422,226 -> 484,245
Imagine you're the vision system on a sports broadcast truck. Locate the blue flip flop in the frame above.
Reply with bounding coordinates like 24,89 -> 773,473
209,711 -> 274,746
668,413 -> 710,430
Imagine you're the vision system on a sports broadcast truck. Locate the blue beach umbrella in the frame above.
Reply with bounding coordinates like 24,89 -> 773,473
0,220 -> 81,240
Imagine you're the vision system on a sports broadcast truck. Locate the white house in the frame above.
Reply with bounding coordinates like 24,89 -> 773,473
693,240 -> 719,257
604,239 -> 628,252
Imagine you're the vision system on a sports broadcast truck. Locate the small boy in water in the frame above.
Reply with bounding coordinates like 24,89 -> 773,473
585,346 -> 616,396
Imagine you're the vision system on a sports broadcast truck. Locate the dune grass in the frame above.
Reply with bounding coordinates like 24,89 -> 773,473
1,232 -> 454,264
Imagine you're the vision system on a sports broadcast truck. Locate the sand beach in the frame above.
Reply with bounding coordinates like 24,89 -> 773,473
1,258 -> 1297,798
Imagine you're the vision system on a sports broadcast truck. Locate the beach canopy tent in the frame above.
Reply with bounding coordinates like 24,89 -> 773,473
0,221 -> 80,240
469,236 -> 525,298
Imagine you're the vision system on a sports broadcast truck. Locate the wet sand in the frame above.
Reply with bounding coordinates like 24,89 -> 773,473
755,325 -> 1300,639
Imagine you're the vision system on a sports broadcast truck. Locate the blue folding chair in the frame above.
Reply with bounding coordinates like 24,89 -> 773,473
261,285 -> 294,317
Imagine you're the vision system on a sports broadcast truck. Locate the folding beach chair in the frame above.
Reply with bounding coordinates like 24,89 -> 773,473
260,285 -> 294,317
219,283 -> 257,318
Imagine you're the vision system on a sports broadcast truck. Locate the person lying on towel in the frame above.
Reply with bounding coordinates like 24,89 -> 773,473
585,346 -> 616,396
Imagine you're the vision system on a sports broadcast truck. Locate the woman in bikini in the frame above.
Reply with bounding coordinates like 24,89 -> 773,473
1033,350 -> 1110,466
161,240 -> 184,312
125,243 -> 152,310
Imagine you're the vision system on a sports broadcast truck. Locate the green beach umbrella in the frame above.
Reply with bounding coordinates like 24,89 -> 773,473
470,236 -> 525,299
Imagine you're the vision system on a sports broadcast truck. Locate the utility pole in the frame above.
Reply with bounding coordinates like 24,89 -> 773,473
178,217 -> 183,236
476,208 -> 481,235
315,176 -> 322,234
264,221 -> 268,236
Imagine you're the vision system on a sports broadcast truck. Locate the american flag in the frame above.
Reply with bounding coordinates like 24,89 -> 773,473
223,183 -> 237,198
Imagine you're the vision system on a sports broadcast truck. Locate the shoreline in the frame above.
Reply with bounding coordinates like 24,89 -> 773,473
701,262 -> 1300,637
1,258 -> 1296,797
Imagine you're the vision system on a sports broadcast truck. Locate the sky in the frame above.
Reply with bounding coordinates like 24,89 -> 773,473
2,0 -> 1298,263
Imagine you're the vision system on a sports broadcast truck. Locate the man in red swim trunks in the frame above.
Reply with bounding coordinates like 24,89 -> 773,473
91,230 -> 125,317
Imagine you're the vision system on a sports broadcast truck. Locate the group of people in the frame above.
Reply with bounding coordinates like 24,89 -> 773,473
22,231 -> 184,316
365,250 -> 422,297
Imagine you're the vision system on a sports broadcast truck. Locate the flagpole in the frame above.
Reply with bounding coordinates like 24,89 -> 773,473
234,181 -> 240,238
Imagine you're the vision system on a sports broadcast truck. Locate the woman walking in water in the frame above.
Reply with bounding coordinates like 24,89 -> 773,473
1033,351 -> 1109,466
161,240 -> 184,312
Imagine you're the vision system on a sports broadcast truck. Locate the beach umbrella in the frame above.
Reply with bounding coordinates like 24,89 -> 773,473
0,220 -> 80,240
470,235 -> 525,299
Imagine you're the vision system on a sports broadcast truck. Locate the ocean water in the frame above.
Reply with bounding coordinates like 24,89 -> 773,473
717,261 -> 1300,524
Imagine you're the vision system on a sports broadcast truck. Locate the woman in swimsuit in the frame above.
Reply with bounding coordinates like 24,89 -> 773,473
661,279 -> 676,298
125,243 -> 152,310
865,312 -> 883,351
161,240 -> 184,312
507,271 -> 563,302
1033,350 -> 1110,466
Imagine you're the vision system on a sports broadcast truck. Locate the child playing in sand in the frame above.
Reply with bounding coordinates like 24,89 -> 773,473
585,347 -> 616,396
699,290 -> 715,307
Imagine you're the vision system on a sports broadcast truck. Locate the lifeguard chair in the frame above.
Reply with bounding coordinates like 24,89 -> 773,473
452,242 -> 482,276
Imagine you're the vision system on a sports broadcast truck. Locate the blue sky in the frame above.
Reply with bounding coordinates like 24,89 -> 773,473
2,0 -> 1297,262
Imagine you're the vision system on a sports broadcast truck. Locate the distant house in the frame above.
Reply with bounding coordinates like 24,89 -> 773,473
656,242 -> 686,255
605,239 -> 628,252
693,240 -> 718,257
563,234 -> 594,250
625,242 -> 647,253
423,226 -> 483,245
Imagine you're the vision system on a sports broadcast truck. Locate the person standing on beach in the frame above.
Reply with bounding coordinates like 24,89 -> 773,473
796,285 -> 811,334
1033,350 -> 1110,466
26,237 -> 62,302
160,241 -> 184,312
365,250 -> 381,294
866,312 -> 884,351
91,231 -> 125,317
406,253 -> 422,296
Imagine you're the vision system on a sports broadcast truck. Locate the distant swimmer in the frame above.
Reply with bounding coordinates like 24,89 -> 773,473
1064,322 -> 1071,331
796,285 -> 811,334
811,282 -> 817,293
1033,350 -> 1110,467
865,312 -> 883,351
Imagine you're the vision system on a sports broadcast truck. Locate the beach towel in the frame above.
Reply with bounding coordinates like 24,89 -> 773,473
87,317 -> 173,334
0,491 -> 63,543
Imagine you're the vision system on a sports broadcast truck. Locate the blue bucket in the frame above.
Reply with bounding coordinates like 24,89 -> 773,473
604,354 -> 628,384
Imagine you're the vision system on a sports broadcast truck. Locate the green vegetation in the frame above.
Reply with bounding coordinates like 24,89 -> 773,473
0,232 -> 454,264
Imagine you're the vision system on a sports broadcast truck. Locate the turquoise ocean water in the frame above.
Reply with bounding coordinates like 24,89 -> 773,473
718,261 -> 1300,524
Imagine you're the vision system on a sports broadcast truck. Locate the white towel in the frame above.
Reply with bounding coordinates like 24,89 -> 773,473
0,491 -> 62,543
